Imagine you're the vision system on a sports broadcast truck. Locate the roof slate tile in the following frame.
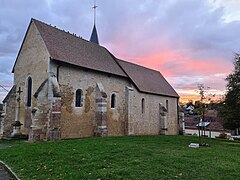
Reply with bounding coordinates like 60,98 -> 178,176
117,59 -> 179,97
33,19 -> 127,77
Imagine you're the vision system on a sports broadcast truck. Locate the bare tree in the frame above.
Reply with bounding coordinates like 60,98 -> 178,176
196,84 -> 214,145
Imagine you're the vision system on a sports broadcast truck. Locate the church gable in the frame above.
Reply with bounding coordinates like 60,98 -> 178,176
12,19 -> 50,74
9,19 -> 52,138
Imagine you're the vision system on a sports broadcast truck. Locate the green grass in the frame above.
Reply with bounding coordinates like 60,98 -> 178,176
0,136 -> 239,179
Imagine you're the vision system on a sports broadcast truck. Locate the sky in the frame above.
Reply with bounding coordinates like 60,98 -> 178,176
1,0 -> 240,103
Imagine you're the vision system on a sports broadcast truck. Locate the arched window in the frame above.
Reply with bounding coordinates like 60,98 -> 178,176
57,65 -> 61,82
75,89 -> 83,107
141,98 -> 145,114
27,77 -> 32,107
166,100 -> 169,112
111,94 -> 116,108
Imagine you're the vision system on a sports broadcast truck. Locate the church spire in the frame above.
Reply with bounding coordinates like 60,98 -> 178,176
90,0 -> 99,44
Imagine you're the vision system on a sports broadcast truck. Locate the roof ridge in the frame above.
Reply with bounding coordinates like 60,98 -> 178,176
117,58 -> 161,74
32,18 -> 83,39
32,18 -> 102,48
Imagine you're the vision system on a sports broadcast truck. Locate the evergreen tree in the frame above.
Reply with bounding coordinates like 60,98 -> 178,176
220,53 -> 240,131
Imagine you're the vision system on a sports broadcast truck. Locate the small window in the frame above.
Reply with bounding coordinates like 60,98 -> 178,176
111,94 -> 116,108
166,100 -> 169,112
75,89 -> 83,107
141,98 -> 145,114
57,66 -> 60,82
27,77 -> 32,107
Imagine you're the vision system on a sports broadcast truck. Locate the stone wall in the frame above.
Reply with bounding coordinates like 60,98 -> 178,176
126,87 -> 179,135
46,97 -> 61,141
50,61 -> 131,139
29,73 -> 61,141
0,92 -> 16,138
51,61 -> 179,139
13,21 -> 50,136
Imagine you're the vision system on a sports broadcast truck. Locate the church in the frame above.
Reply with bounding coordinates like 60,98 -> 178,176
0,18 -> 179,141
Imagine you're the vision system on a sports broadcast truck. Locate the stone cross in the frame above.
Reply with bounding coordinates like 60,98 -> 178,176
12,86 -> 23,137
16,87 -> 23,102
16,87 -> 23,119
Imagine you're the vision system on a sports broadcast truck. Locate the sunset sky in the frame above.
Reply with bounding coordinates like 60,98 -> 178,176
1,0 -> 240,103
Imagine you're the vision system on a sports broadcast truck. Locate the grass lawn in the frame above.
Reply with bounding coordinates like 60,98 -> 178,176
0,135 -> 239,179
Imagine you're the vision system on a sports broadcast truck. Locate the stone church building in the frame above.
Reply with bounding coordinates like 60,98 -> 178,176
0,18 -> 179,141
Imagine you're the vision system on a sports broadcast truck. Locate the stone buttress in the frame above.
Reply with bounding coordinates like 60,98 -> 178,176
29,73 -> 61,141
94,83 -> 108,136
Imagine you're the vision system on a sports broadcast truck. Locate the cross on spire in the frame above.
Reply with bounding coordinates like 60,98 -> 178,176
90,0 -> 99,44
93,0 -> 98,25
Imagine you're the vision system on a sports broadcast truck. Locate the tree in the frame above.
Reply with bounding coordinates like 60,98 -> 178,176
220,53 -> 240,132
194,100 -> 202,108
196,84 -> 210,145
196,84 -> 213,117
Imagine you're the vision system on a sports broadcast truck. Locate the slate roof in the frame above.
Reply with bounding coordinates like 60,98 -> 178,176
3,85 -> 16,103
90,25 -> 99,44
117,59 -> 179,97
12,18 -> 179,98
32,19 -> 127,78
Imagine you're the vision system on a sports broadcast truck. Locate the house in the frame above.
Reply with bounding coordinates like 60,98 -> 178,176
184,110 -> 231,138
0,18 -> 179,141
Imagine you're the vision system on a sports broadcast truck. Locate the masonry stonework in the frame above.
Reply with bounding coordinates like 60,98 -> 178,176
49,61 -> 179,139
0,88 -> 16,138
50,62 -> 131,139
126,87 -> 179,136
13,21 -> 50,136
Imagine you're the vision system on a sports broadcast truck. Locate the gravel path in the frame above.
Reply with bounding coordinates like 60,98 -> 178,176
0,144 -> 19,179
0,165 -> 11,180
